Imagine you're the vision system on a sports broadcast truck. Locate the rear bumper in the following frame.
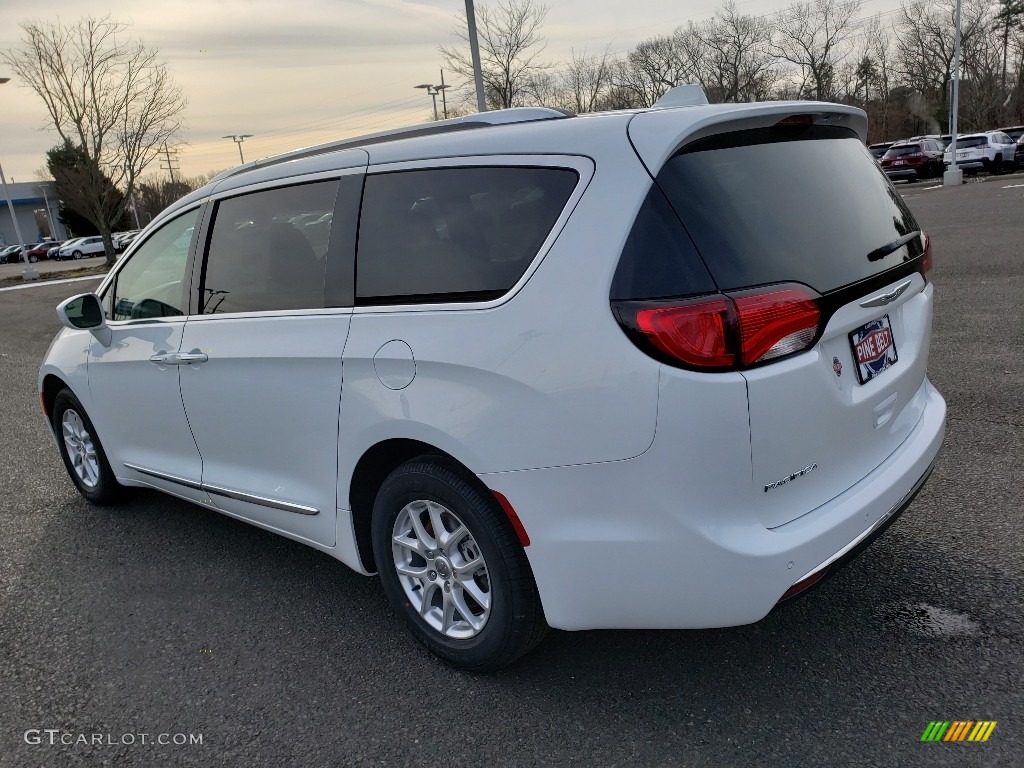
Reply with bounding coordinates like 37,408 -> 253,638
483,379 -> 945,630
883,167 -> 922,180
945,159 -> 986,171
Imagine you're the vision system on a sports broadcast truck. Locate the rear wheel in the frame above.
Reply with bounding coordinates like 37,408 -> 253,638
53,389 -> 125,505
992,156 -> 1003,175
371,456 -> 547,671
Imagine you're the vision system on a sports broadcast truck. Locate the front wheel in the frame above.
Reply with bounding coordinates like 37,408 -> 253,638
73,250 -> 83,260
29,254 -> 38,263
371,456 -> 547,672
52,389 -> 125,505
992,156 -> 1003,175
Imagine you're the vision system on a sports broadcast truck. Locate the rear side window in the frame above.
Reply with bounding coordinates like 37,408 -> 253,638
655,126 -> 922,294
201,180 -> 339,314
885,144 -> 921,157
611,185 -> 715,300
356,166 -> 578,304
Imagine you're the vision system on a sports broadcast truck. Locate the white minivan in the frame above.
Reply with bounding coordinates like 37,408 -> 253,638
40,89 -> 945,670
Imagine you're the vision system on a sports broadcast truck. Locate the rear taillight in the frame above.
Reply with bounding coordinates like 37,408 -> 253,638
619,284 -> 822,371
921,232 -> 932,275
733,287 -> 821,365
635,298 -> 733,367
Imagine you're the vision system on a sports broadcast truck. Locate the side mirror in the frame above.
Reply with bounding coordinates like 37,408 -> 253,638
56,293 -> 111,346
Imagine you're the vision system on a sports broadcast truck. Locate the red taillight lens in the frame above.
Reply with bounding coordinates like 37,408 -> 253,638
921,231 -> 932,275
624,284 -> 821,371
635,298 -> 734,367
733,287 -> 821,365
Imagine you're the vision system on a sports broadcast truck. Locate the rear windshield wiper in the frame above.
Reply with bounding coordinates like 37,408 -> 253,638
866,231 -> 921,262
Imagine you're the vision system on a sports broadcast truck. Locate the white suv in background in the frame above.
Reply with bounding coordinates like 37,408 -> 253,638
943,131 -> 1018,174
40,90 -> 945,671
56,236 -> 106,260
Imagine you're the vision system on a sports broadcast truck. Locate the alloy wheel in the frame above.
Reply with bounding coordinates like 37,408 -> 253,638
61,409 -> 100,488
391,500 -> 491,639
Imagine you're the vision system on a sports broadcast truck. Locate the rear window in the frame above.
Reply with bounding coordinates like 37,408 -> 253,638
885,144 -> 921,157
356,166 -> 578,304
653,126 -> 923,294
956,136 -> 988,148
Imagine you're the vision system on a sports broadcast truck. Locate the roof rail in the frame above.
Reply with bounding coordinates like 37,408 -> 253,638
211,107 -> 574,183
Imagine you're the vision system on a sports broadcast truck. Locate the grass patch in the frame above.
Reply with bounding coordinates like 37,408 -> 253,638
0,263 -> 109,289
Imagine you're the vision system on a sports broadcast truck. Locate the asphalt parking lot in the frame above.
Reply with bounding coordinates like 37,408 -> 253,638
0,178 -> 1021,767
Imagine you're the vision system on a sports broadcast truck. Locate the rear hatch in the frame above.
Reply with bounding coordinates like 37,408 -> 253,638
625,109 -> 933,528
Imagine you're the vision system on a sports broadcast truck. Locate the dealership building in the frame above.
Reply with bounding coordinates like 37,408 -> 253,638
0,180 -> 68,246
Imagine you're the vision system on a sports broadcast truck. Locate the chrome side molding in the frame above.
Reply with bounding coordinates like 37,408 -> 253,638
122,463 -> 319,515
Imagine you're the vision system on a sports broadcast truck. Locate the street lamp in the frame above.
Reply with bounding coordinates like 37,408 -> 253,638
414,83 -> 449,121
222,134 -> 254,165
0,76 -> 39,280
943,0 -> 963,186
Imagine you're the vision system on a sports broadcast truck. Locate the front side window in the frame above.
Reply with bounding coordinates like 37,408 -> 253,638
201,180 -> 339,314
109,206 -> 200,321
356,166 -> 579,304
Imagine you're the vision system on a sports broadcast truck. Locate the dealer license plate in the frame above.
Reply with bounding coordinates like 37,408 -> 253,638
849,315 -> 898,384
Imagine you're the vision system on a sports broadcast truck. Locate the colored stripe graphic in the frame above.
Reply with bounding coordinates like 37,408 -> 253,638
921,720 -> 997,742
921,722 -> 950,742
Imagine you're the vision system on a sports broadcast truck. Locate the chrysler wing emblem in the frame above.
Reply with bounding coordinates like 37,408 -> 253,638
860,279 -> 912,308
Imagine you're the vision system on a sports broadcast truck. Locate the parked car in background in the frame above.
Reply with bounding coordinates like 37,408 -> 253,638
1016,133 -> 1024,168
56,236 -> 106,260
998,125 -> 1024,143
880,139 -> 946,181
46,242 -> 66,260
944,131 -> 1017,174
0,244 -> 35,264
114,230 -> 141,251
868,141 -> 895,161
23,243 -> 58,263
40,93 -> 944,671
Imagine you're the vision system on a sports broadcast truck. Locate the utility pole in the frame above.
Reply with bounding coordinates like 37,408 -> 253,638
223,135 -> 254,165
440,69 -> 448,119
161,143 -> 180,183
465,0 -> 487,112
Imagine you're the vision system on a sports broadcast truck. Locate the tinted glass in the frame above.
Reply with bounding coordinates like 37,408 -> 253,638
885,145 -> 921,157
956,137 -> 988,148
611,184 -> 715,300
656,127 -> 922,293
111,207 -> 200,320
201,180 -> 339,314
357,166 -> 578,303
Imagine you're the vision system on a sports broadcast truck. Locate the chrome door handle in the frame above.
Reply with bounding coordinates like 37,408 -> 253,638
149,351 -> 209,366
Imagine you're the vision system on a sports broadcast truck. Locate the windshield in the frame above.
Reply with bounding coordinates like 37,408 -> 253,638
655,126 -> 923,294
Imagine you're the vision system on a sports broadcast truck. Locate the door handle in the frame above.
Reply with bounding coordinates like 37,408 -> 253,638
149,351 -> 209,366
176,351 -> 209,364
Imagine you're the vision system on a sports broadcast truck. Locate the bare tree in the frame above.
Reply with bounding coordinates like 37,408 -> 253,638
613,34 -> 691,107
2,16 -> 185,266
440,0 -> 551,110
679,1 -> 779,103
773,0 -> 862,100
556,47 -> 616,113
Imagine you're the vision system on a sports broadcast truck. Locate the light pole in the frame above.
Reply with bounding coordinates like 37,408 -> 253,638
943,0 -> 963,186
414,83 -> 449,120
0,76 -> 38,279
465,0 -> 487,112
223,134 -> 254,165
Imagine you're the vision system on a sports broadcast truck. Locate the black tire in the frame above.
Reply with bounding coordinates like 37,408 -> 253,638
29,254 -> 38,263
52,389 -> 125,505
73,250 -> 83,260
371,456 -> 547,672
992,156 -> 1003,175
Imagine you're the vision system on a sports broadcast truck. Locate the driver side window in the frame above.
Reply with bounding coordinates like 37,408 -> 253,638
108,207 -> 201,321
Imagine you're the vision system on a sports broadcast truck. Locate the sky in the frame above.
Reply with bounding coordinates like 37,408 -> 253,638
0,0 -> 907,182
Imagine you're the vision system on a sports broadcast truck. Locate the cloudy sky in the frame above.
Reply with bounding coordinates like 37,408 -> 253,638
1,0 -> 904,182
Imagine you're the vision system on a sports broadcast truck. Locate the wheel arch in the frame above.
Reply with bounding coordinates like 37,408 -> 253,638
348,438 -> 477,573
41,373 -> 70,425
